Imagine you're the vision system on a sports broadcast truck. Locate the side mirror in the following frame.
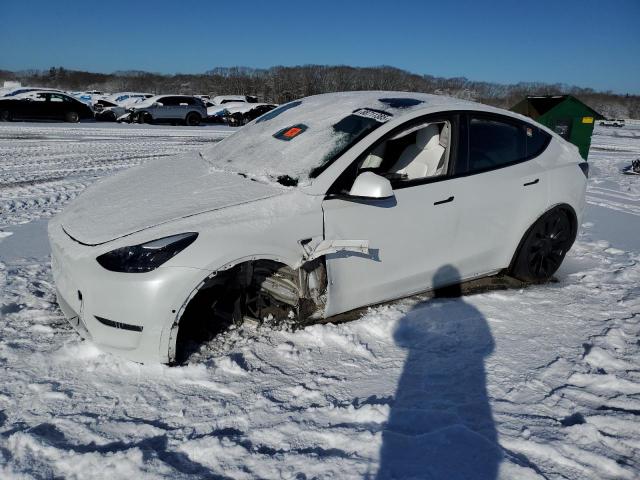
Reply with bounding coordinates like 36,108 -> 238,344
349,172 -> 394,199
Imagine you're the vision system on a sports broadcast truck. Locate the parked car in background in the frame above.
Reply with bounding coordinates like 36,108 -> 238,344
205,101 -> 277,125
70,90 -> 108,105
0,91 -> 94,122
599,119 -> 625,127
118,95 -> 207,126
205,101 -> 234,122
49,91 -> 587,363
1,86 -> 62,97
224,102 -> 278,126
95,97 -> 148,121
210,94 -> 258,105
94,93 -> 154,121
95,92 -> 154,109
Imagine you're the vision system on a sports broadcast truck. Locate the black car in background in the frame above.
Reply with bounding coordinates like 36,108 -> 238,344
0,91 -> 94,123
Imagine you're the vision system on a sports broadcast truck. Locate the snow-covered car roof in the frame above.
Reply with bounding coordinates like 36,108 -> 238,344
211,95 -> 255,105
102,97 -> 147,111
1,87 -> 62,97
8,90 -> 73,100
131,94 -> 199,109
201,91 -> 477,185
71,91 -> 108,104
224,102 -> 277,115
207,102 -> 275,117
206,101 -> 244,117
102,92 -> 153,104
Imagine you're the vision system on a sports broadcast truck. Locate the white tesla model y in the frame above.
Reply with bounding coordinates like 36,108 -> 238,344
49,92 -> 587,363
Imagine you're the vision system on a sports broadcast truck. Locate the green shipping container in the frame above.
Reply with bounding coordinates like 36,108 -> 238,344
510,95 -> 604,160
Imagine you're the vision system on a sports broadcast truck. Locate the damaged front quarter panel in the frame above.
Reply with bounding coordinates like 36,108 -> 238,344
296,237 -> 370,267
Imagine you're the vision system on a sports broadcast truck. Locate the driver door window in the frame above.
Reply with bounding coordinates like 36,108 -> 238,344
340,119 -> 454,193
153,97 -> 172,118
321,115 -> 462,315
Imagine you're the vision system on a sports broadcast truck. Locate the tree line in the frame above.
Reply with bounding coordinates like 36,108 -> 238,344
1,65 -> 638,118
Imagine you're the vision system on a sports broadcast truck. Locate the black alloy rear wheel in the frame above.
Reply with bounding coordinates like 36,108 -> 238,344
511,206 -> 576,282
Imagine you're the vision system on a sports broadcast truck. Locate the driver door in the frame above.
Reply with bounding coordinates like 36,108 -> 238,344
321,114 -> 463,316
150,97 -> 170,119
21,92 -> 48,119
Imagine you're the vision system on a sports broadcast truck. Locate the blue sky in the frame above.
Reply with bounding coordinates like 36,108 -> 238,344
1,0 -> 639,93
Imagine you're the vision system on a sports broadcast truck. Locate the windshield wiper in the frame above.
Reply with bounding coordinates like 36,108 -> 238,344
276,175 -> 298,187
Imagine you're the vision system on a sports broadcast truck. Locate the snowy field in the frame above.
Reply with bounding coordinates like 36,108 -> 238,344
0,121 -> 639,479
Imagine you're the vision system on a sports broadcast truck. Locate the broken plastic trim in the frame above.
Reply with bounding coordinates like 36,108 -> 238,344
297,239 -> 370,267
95,316 -> 143,332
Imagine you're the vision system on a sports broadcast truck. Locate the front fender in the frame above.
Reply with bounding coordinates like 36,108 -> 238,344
158,252 -> 302,364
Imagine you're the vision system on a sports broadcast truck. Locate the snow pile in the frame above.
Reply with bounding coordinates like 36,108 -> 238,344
0,121 -> 639,479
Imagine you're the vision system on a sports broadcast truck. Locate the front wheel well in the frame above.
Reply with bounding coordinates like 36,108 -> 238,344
169,257 -> 327,364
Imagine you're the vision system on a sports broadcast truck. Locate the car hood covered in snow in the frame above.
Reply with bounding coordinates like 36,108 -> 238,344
58,151 -> 285,245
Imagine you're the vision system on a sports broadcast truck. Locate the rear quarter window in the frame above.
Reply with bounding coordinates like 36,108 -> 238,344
525,124 -> 551,158
467,115 -> 550,174
469,117 -> 525,172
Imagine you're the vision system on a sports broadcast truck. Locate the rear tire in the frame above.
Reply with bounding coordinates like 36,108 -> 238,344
0,110 -> 11,122
185,112 -> 201,126
510,206 -> 576,282
65,111 -> 80,123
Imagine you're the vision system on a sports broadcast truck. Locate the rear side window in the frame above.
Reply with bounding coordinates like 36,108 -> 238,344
525,124 -> 551,157
467,115 -> 550,173
159,97 -> 178,106
468,117 -> 525,171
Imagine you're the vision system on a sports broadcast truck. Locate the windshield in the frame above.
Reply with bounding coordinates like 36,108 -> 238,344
200,92 -> 440,186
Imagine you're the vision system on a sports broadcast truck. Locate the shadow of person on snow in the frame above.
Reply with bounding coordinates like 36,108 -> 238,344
376,265 -> 501,480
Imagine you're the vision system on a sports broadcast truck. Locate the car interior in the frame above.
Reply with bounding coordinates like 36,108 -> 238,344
357,121 -> 451,185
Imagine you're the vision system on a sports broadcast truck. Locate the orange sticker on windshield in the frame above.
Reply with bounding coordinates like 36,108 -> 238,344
284,127 -> 302,138
273,124 -> 308,141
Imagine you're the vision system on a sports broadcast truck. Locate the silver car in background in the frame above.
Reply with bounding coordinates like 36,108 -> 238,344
120,95 -> 207,126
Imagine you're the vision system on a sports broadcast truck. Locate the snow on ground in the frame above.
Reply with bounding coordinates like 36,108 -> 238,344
0,121 -> 639,479
0,122 -> 233,227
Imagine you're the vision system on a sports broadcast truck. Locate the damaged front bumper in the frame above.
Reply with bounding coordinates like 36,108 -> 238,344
48,220 -> 206,363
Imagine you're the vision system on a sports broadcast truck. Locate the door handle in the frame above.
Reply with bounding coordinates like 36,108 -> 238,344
434,196 -> 454,205
523,178 -> 539,186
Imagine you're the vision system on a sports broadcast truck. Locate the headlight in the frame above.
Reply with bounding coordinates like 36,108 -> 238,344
96,232 -> 198,273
